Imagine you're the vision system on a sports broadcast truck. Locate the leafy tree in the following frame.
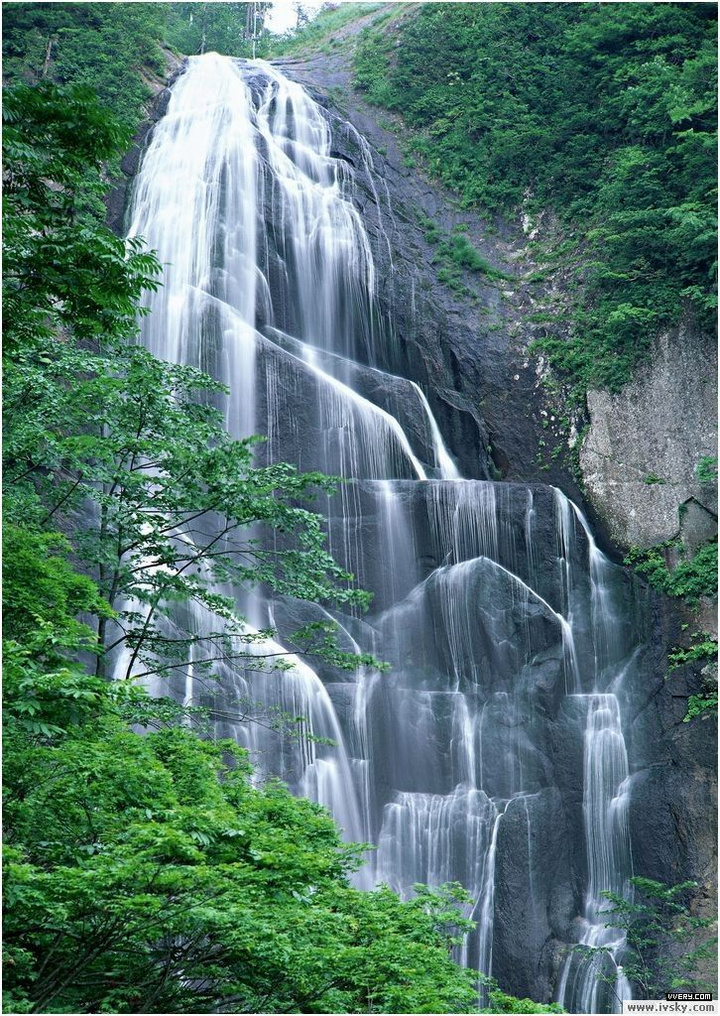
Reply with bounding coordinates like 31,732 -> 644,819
3,81 -> 375,689
163,2 -> 273,58
3,607 -> 477,1013
599,878 -> 717,999
0,443 -> 521,1016
3,433 -> 472,1016
5,339 -> 376,683
3,82 -> 162,354
2,3 -> 167,132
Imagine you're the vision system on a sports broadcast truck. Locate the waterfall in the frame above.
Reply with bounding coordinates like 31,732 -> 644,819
555,497 -> 634,1014
126,53 -> 640,1012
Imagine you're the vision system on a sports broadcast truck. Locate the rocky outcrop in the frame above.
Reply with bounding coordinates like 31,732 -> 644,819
579,321 -> 718,550
109,39 -> 716,1006
274,55 -> 594,507
105,47 -> 186,235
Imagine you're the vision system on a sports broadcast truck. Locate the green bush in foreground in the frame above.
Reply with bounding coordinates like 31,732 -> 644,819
600,878 -> 717,999
4,648 -> 477,1013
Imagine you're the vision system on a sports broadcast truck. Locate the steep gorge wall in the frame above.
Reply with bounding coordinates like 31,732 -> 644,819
580,321 -> 718,555
110,48 -> 716,1003
277,52 -> 717,995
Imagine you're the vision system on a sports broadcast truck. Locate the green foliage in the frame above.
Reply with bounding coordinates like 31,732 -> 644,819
696,455 -> 719,485
479,977 -> 564,1013
1,4 -> 282,126
4,676 -> 479,1013
270,3 -> 387,58
684,685 -> 719,723
435,229 -> 509,286
599,878 -> 717,999
3,83 -> 162,354
670,632 -> 718,723
669,632 -> 719,672
2,556 -> 502,1014
657,539 -> 717,604
2,3 -> 167,132
3,525 -> 110,646
0,525 -> 515,1015
163,3 -> 267,59
625,538 -> 717,721
415,214 -> 508,295
353,3 -> 717,396
625,539 -> 718,606
668,630 -> 719,722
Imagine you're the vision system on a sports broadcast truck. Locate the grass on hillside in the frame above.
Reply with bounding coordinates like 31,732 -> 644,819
267,2 -> 389,57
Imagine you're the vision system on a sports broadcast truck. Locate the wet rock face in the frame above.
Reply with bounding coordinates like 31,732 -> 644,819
322,108 -> 536,484
492,786 -> 575,1000
275,58 -> 585,497
626,601 -> 718,984
579,321 -> 718,551
112,51 -> 716,1008
628,606 -> 717,847
105,50 -> 187,235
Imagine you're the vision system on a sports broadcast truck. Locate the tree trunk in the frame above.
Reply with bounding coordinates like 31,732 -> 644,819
41,36 -> 55,79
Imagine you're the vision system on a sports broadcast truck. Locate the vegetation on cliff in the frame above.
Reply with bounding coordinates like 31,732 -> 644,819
624,536 -> 718,720
352,2 -> 717,398
2,3 -> 167,131
600,878 -> 717,999
3,4 -> 714,1010
1,1 -> 276,127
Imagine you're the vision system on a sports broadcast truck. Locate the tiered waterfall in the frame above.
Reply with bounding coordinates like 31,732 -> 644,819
126,53 -> 644,1013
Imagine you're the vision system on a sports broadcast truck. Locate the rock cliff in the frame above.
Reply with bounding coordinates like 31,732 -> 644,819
108,40 -> 717,1005
580,321 -> 718,552
275,48 -> 717,1001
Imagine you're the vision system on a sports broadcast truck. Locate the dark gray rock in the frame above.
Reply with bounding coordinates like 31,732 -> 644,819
105,50 -> 187,235
111,48 -> 716,1007
493,787 -> 573,1001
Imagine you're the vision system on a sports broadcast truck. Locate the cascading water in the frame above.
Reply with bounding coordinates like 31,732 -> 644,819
126,53 -> 644,1012
554,495 -> 635,1014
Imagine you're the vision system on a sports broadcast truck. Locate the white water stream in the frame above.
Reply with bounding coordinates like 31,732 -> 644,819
126,53 -> 638,1012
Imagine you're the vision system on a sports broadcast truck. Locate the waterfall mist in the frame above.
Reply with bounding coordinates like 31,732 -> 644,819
126,53 -> 646,1013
